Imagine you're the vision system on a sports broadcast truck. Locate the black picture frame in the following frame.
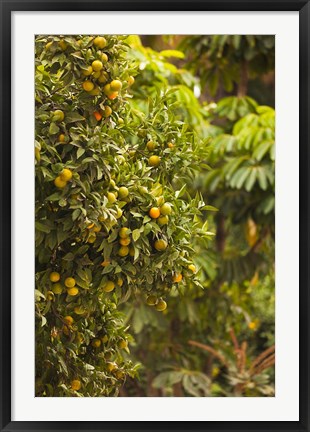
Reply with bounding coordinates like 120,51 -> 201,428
1,1 -> 309,431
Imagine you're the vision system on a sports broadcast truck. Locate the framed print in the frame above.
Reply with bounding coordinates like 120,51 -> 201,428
1,0 -> 309,431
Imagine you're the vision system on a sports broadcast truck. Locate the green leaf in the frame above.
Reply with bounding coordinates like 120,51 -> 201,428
65,112 -> 85,123
49,122 -> 60,135
132,229 -> 140,242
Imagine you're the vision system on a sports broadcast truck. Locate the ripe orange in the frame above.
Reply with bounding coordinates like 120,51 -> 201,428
103,83 -> 112,95
103,280 -> 115,292
149,207 -> 160,219
108,91 -> 118,100
83,81 -> 94,92
110,79 -> 122,92
172,273 -> 182,283
58,133 -> 66,143
71,379 -> 81,391
118,246 -> 129,257
119,237 -> 131,246
82,66 -> 93,76
146,140 -> 156,151
88,87 -> 101,96
148,155 -> 161,167
101,53 -> 108,63
60,168 -> 73,182
101,260 -> 111,267
67,287 -> 79,296
92,60 -> 103,72
154,239 -> 168,251
65,277 -> 76,288
64,316 -> 74,326
93,36 -> 107,49
93,111 -> 102,121
119,227 -> 130,239
49,272 -> 60,282
98,71 -> 109,84
54,176 -> 67,189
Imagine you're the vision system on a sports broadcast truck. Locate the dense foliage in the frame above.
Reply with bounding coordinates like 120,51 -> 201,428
35,35 -> 211,396
35,34 -> 275,397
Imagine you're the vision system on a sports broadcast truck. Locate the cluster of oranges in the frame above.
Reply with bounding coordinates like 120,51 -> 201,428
49,272 -> 79,297
54,168 -> 73,189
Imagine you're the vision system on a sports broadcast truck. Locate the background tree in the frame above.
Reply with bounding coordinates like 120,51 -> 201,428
119,35 -> 275,397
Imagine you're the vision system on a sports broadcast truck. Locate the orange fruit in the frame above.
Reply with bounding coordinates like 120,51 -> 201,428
60,168 -> 72,182
154,239 -> 168,251
93,111 -> 102,121
101,260 -> 111,267
52,283 -> 63,294
172,273 -> 182,283
52,110 -> 65,122
64,316 -> 74,326
108,91 -> 118,100
146,140 -> 156,151
49,272 -> 60,282
82,66 -> 93,76
160,203 -> 172,216
65,277 -> 76,288
118,246 -> 129,257
103,280 -> 115,292
93,36 -> 107,49
83,81 -> 94,92
110,79 -> 122,91
104,106 -> 112,117
54,176 -> 67,188
92,60 -> 103,71
119,237 -> 131,246
157,215 -> 169,226
67,287 -> 79,296
188,264 -> 197,273
101,53 -> 108,63
148,155 -> 161,167
149,207 -> 160,219
119,227 -> 130,239
58,133 -> 66,143
107,192 -> 117,203
71,379 -> 81,391
155,299 -> 167,311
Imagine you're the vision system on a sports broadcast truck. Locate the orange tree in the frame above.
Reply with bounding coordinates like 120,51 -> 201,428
35,35 -> 210,396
